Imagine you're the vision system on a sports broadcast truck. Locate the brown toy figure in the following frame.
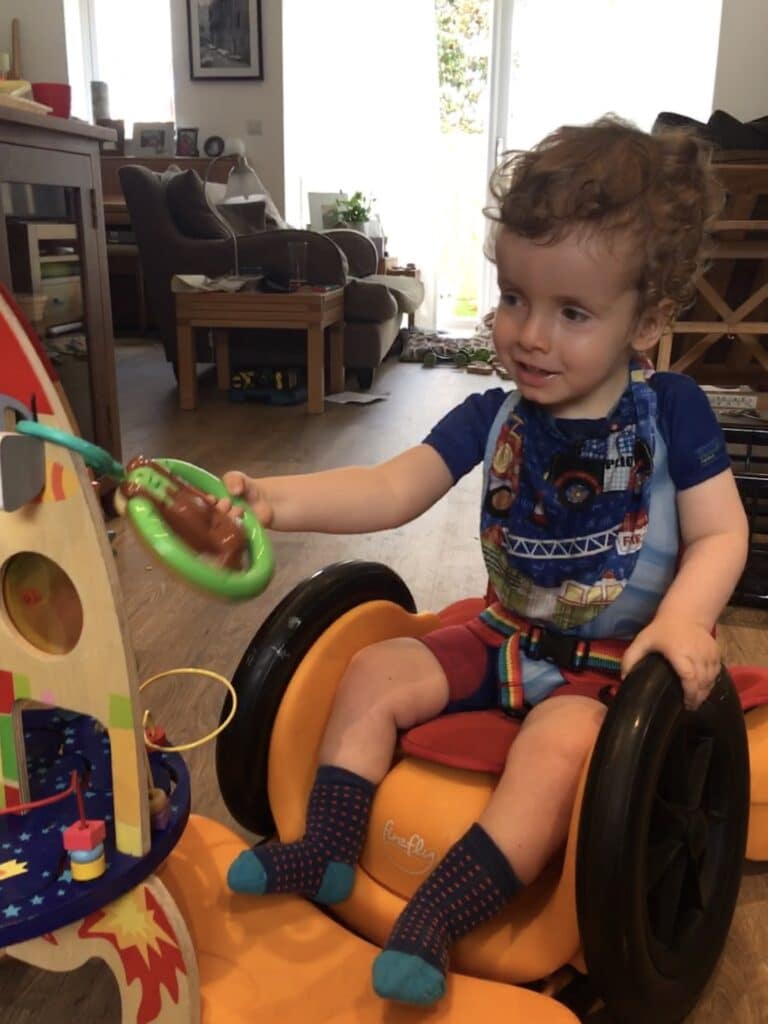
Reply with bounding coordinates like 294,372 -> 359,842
120,456 -> 246,569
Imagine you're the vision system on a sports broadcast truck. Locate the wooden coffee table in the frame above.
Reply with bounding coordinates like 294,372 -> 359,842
174,287 -> 345,413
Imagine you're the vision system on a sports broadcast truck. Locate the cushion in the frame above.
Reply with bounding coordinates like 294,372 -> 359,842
165,169 -> 230,240
217,198 -> 267,235
364,273 -> 425,314
207,175 -> 287,230
344,279 -> 398,323
159,162 -> 181,184
400,710 -> 520,774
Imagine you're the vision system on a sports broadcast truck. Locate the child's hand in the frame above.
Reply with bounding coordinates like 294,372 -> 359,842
214,471 -> 274,527
621,617 -> 721,711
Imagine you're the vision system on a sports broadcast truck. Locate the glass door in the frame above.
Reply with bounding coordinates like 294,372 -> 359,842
482,0 -> 724,313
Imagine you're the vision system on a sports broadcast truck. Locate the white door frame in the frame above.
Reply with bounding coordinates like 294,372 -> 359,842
481,0 -> 516,318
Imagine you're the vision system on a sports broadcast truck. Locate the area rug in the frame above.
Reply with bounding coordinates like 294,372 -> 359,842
399,311 -> 496,364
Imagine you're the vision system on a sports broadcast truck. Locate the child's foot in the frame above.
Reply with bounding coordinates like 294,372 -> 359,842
373,949 -> 447,1006
372,823 -> 522,1006
228,837 -> 356,903
227,764 -> 374,904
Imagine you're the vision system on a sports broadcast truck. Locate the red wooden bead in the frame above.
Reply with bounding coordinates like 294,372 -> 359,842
62,818 -> 106,851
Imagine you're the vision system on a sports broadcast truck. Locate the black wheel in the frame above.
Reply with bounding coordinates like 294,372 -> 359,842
215,561 -> 416,835
576,654 -> 749,1024
556,473 -> 599,508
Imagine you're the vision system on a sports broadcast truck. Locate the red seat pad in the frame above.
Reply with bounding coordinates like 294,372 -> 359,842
732,665 -> 768,712
400,710 -> 520,774
403,598 -> 768,772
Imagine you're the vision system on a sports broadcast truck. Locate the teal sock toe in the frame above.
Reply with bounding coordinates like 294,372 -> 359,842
372,950 -> 446,1006
227,849 -> 268,894
314,861 -> 355,904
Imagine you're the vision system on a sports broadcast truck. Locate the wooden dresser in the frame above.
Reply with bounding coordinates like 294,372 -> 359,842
0,108 -> 121,459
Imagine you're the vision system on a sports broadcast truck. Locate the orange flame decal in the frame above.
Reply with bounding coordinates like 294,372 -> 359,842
78,884 -> 187,1024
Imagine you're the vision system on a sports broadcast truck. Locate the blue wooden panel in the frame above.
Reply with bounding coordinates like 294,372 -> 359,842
0,709 -> 190,946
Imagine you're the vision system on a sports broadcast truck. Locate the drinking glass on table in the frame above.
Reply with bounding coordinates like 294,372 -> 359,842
288,241 -> 308,291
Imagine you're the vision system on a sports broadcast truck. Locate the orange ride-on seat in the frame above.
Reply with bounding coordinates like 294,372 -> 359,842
217,561 -> 768,1024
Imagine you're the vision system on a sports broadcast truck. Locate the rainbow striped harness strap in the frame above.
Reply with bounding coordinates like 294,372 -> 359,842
473,602 -> 629,712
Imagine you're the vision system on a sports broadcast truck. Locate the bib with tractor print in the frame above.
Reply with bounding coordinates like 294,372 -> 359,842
480,365 -> 655,630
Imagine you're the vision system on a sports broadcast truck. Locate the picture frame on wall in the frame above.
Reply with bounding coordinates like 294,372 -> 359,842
187,0 -> 264,80
133,122 -> 175,157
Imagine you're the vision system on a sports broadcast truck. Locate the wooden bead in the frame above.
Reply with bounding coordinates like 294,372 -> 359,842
70,850 -> 106,882
62,818 -> 106,852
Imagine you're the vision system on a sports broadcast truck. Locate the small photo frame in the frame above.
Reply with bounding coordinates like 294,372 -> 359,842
96,118 -> 125,156
203,134 -> 225,158
308,191 -> 346,232
176,127 -> 199,157
133,121 -> 175,157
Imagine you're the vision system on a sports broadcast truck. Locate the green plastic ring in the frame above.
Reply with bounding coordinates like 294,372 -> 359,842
126,458 -> 274,601
16,420 -> 125,478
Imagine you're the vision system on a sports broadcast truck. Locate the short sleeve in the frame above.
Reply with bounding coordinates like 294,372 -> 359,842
652,372 -> 731,490
422,388 -> 508,482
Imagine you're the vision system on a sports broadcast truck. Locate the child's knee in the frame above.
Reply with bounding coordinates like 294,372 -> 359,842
336,637 -> 448,725
519,697 -> 606,766
337,639 -> 413,711
342,640 -> 396,684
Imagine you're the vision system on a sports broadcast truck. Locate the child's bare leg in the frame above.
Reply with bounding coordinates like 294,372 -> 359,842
479,695 -> 607,882
374,695 -> 605,1006
228,637 -> 449,900
318,636 -> 452,781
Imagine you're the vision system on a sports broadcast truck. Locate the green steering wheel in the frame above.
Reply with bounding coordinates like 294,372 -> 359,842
124,458 -> 273,602
15,421 -> 273,602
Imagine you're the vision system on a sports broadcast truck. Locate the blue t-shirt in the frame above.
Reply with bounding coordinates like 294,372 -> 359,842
423,372 -> 730,491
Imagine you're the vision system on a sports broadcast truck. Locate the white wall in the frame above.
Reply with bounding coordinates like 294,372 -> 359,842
0,0 -> 285,213
169,0 -> 285,213
713,0 -> 768,120
0,0 -> 67,84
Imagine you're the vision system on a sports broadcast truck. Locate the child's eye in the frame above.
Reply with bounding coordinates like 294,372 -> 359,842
500,292 -> 521,307
562,306 -> 589,323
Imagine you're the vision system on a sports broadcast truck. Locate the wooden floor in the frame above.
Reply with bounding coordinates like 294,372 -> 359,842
2,340 -> 767,1022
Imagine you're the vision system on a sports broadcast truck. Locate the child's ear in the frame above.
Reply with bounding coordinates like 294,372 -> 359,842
632,299 -> 676,353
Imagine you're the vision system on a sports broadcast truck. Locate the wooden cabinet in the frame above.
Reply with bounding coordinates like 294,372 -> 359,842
0,108 -> 121,459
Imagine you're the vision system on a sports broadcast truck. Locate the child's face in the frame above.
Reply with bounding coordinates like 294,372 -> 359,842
493,227 -> 663,418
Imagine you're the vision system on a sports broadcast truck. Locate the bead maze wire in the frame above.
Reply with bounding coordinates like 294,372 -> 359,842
0,769 -> 85,818
139,668 -> 238,753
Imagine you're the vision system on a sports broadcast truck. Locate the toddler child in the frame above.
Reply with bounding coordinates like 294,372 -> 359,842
220,116 -> 748,1007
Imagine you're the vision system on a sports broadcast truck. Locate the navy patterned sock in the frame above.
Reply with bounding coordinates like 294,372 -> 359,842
372,823 -> 522,1005
227,764 -> 375,903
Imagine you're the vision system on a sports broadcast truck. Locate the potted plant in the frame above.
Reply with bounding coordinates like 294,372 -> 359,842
334,191 -> 375,232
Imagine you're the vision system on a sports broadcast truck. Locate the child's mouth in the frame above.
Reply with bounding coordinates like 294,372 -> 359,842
515,360 -> 558,381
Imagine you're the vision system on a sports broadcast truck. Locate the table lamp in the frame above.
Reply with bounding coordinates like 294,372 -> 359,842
205,138 -> 264,279
225,145 -> 262,201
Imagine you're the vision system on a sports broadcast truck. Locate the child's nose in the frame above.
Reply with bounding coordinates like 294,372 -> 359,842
518,312 -> 551,352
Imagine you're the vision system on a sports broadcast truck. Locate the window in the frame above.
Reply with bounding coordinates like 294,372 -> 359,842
67,0 -> 175,138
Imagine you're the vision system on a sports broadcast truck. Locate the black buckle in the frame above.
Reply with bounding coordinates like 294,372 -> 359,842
526,626 -> 590,672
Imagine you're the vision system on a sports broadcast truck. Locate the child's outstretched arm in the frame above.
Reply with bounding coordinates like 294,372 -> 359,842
218,443 -> 455,534
622,468 -> 749,710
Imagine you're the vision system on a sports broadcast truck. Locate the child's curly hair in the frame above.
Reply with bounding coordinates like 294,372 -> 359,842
486,115 -> 723,314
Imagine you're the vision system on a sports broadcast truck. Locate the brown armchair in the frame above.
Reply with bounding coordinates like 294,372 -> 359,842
119,166 -> 423,387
